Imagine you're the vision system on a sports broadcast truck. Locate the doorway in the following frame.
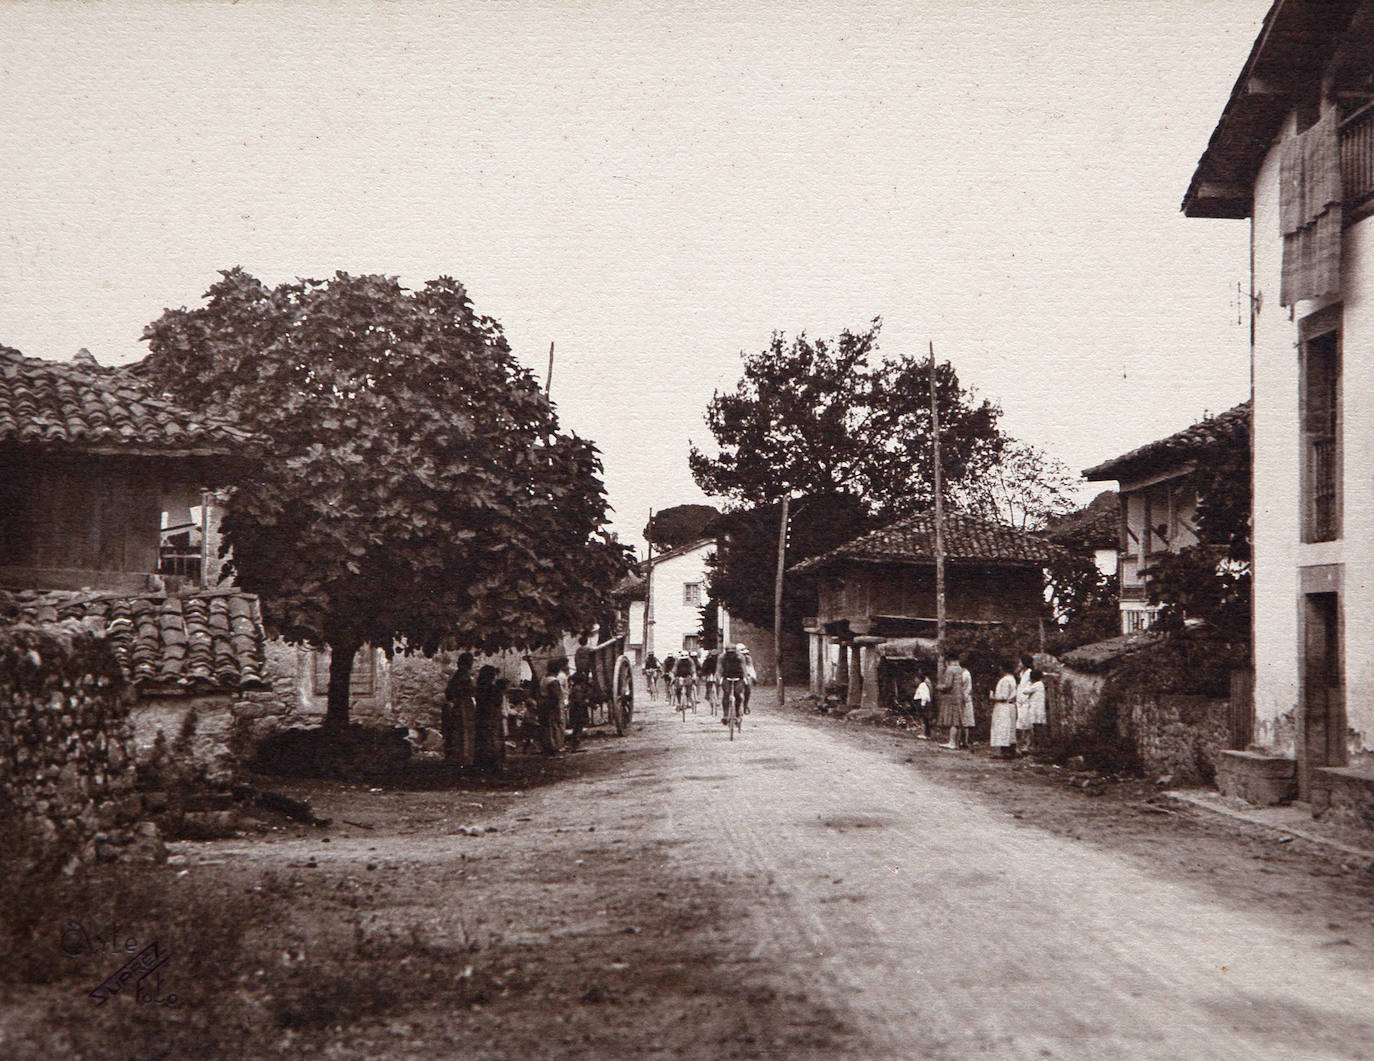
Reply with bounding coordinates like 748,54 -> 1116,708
1302,591 -> 1345,793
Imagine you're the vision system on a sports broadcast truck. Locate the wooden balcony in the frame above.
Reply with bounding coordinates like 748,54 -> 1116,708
1341,102 -> 1374,222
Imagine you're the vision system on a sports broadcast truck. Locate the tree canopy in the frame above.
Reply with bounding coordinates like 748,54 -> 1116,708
689,321 -> 1006,516
643,504 -> 720,551
141,268 -> 631,728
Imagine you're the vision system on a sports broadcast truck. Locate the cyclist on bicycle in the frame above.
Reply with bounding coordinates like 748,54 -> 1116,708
643,652 -> 660,697
673,651 -> 698,709
699,647 -> 720,710
739,644 -> 757,713
661,653 -> 676,703
719,643 -> 746,724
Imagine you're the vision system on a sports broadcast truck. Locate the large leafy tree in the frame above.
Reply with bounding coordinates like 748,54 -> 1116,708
689,321 -> 1006,516
142,268 -> 630,730
706,493 -> 871,630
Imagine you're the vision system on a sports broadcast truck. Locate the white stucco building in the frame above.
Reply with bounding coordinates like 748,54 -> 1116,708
627,538 -> 729,661
1183,0 -> 1374,803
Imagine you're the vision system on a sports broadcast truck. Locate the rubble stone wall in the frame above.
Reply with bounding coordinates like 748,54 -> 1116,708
1045,663 -> 1229,784
0,621 -> 152,869
131,647 -> 297,788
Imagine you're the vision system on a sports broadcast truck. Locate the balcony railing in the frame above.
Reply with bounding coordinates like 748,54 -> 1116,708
1341,102 -> 1374,220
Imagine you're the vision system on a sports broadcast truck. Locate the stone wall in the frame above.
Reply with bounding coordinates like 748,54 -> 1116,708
131,641 -> 298,788
1043,663 -> 1229,784
0,621 -> 157,871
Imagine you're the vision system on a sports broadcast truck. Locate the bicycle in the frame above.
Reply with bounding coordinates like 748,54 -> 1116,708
721,677 -> 744,740
673,674 -> 697,717
644,668 -> 660,699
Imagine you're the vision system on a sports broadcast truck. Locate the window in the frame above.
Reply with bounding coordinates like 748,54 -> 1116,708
1301,319 -> 1341,542
682,634 -> 699,654
683,581 -> 703,607
311,647 -> 376,697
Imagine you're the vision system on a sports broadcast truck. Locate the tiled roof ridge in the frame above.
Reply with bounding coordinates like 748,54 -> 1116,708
1083,400 -> 1250,482
793,509 -> 1068,573
0,346 -> 254,451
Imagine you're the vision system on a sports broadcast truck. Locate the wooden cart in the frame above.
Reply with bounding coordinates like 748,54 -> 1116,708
525,634 -> 635,737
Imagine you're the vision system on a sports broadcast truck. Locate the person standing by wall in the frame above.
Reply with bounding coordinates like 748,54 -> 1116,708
443,652 -> 476,765
913,668 -> 933,737
1025,668 -> 1049,752
989,659 -> 1019,759
938,652 -> 968,749
538,658 -> 568,755
1015,653 -> 1035,755
474,664 -> 506,773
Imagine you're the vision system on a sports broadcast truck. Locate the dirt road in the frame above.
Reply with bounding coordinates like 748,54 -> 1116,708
14,689 -> 1374,1059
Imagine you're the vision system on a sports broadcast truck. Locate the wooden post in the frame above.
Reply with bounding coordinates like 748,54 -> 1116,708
929,343 -> 946,684
643,509 -> 654,657
774,493 -> 790,705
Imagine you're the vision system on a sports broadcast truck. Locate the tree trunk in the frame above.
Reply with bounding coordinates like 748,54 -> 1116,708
324,641 -> 359,733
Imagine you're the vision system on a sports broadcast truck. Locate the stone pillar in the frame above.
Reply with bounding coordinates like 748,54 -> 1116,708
855,636 -> 883,710
803,622 -> 822,695
847,645 -> 862,709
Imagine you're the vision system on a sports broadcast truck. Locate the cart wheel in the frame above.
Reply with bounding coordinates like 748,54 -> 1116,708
613,656 -> 634,736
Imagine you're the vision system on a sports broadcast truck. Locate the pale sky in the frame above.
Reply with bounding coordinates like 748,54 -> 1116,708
0,0 -> 1261,556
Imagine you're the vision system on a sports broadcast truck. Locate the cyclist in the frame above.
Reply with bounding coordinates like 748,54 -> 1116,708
673,651 -> 698,710
736,643 -> 757,714
661,653 -> 677,705
643,652 -> 661,698
699,646 -> 720,711
719,643 -> 746,725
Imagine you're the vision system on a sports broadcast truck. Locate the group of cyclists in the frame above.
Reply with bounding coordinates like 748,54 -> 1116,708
643,643 -> 757,722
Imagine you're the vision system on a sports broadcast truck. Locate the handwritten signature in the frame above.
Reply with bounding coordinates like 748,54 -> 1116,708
63,921 -> 179,1006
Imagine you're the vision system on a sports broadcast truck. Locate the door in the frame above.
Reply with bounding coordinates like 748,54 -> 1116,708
1302,592 -> 1345,793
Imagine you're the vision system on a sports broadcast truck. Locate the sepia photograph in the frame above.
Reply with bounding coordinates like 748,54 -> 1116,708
1,0 -> 1372,1057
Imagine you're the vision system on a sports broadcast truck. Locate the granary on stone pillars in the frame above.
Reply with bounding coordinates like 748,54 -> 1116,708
791,512 -> 1066,710
1183,0 -> 1374,808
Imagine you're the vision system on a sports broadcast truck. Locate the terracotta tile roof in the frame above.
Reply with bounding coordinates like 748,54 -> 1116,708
5,588 -> 268,693
0,346 -> 252,455
792,511 -> 1069,574
1083,401 -> 1249,484
1043,491 -> 1120,551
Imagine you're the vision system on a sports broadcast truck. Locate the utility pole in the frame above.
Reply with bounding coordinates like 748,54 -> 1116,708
773,492 -> 790,706
643,509 -> 654,659
929,343 -> 946,685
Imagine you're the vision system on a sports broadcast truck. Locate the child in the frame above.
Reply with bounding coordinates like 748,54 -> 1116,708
913,669 -> 933,736
1025,669 -> 1049,751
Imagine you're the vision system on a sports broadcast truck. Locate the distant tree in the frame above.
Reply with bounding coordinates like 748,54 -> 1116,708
142,268 -> 631,732
643,504 -> 720,551
689,321 -> 1006,517
955,441 -> 1079,531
